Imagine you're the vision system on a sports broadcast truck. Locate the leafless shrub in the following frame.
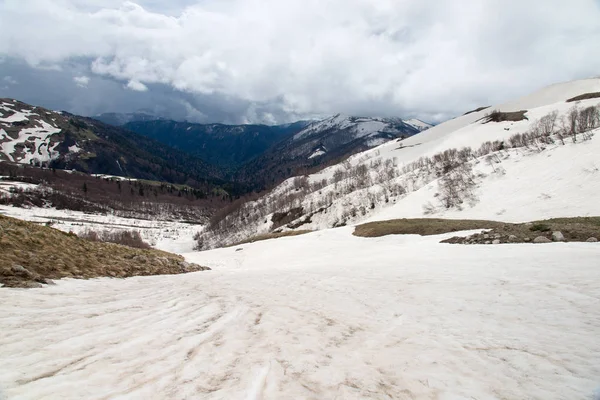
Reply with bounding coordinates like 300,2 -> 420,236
79,229 -> 151,249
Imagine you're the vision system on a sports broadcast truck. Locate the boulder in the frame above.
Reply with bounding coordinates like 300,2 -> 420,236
492,239 -> 501,245
11,265 -> 35,279
586,237 -> 598,242
551,231 -> 565,242
534,236 -> 551,243
524,237 -> 531,242
508,235 -> 518,242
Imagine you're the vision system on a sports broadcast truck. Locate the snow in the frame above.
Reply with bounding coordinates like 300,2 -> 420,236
1,228 -> 599,399
0,204 -> 200,253
68,144 -> 81,154
368,129 -> 600,223
404,118 -> 433,131
0,121 -> 62,164
293,114 -> 401,142
308,149 -> 326,159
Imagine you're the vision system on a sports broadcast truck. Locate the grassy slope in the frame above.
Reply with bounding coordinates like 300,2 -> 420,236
0,215 -> 209,288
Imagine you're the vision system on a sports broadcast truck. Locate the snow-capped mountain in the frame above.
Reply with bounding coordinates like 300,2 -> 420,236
200,78 -> 600,248
237,114 -> 426,188
0,98 -> 224,185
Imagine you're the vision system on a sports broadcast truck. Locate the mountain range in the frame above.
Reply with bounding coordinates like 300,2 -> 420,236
1,99 -> 432,192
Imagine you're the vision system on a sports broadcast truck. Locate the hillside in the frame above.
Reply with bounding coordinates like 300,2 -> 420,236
236,114 -> 426,189
0,214 -> 209,288
0,99 -> 237,191
123,120 -> 310,169
197,78 -> 600,248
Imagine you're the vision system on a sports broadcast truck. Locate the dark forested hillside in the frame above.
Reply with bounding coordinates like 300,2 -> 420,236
123,120 -> 310,168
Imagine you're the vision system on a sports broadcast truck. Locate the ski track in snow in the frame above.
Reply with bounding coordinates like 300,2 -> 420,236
1,228 -> 599,399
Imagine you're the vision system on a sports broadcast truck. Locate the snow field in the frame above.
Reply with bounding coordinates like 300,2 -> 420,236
1,228 -> 599,399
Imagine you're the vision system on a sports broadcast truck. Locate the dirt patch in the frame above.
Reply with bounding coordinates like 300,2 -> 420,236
480,110 -> 528,123
229,230 -> 312,246
353,218 -> 505,238
566,92 -> 600,103
0,215 -> 210,288
271,207 -> 304,229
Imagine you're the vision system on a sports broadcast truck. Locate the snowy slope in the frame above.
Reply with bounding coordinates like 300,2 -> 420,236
404,118 -> 434,131
1,228 -> 599,399
292,114 -> 425,143
0,101 -> 63,164
201,78 -> 600,248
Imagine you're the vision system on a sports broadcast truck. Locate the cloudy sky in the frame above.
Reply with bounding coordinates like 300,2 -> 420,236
1,0 -> 600,124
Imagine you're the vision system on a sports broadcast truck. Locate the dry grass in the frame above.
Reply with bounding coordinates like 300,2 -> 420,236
78,228 -> 151,249
566,92 -> 600,102
353,218 -> 505,237
0,215 -> 209,288
230,230 -> 312,246
354,217 -> 600,243
463,106 -> 490,116
481,110 -> 528,123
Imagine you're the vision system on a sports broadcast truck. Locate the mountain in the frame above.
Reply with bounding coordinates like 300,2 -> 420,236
198,78 -> 600,248
236,114 -> 425,188
0,98 -> 236,191
94,112 -> 163,126
123,120 -> 311,168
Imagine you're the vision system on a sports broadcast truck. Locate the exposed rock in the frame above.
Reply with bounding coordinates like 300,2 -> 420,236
235,248 -> 244,252
20,281 -> 43,289
492,239 -> 501,245
551,231 -> 565,242
534,236 -> 552,243
11,265 -> 35,279
485,241 -> 492,244
483,234 -> 490,239
508,235 -> 518,242
586,237 -> 598,242
524,237 -> 531,242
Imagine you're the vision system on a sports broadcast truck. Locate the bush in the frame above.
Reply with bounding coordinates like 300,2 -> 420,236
530,223 -> 551,232
79,229 -> 151,249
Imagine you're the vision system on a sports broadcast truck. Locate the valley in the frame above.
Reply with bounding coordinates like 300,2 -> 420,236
1,77 -> 600,399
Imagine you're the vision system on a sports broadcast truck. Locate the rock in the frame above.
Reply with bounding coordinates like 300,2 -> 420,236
235,248 -> 243,252
586,237 -> 598,242
11,265 -> 35,279
508,235 -> 518,242
524,237 -> 531,242
494,233 -> 501,239
551,231 -> 565,242
534,236 -> 551,243
20,281 -> 43,288
492,239 -> 501,245
485,241 -> 492,244
483,234 -> 490,239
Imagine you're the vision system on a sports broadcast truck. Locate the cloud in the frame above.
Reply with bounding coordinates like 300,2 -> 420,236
73,75 -> 90,88
125,79 -> 148,92
3,75 -> 18,85
1,0 -> 600,123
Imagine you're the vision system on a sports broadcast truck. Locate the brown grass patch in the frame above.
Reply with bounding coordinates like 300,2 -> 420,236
463,106 -> 491,116
566,92 -> 600,102
0,215 -> 209,288
353,218 -> 505,237
230,230 -> 312,246
481,110 -> 528,123
354,217 -> 600,244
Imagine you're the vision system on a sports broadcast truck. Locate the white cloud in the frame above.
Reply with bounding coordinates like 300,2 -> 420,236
73,75 -> 90,88
3,75 -> 18,85
125,79 -> 148,92
1,0 -> 600,122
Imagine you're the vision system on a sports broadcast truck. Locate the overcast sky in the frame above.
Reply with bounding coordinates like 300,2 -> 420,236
1,0 -> 600,124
